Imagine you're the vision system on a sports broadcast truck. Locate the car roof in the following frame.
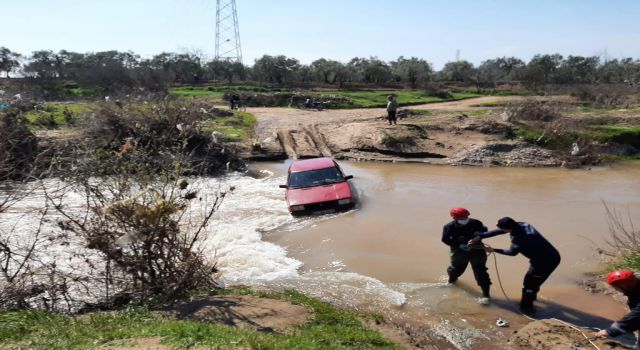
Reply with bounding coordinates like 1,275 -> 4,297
289,157 -> 336,172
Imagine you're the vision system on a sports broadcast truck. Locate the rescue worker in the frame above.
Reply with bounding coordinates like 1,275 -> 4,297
594,270 -> 640,345
469,217 -> 561,313
442,207 -> 492,299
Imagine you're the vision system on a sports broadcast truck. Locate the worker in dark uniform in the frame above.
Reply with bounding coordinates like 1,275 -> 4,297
469,217 -> 561,313
442,207 -> 492,299
594,270 -> 640,345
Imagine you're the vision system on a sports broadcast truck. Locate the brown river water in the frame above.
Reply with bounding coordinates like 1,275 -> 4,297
4,161 -> 639,348
256,161 -> 640,348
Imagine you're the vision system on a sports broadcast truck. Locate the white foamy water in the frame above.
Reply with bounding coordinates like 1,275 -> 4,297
1,171 -> 406,309
191,172 -> 406,308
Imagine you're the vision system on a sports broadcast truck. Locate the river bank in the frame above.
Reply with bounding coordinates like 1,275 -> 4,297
2,162 -> 640,348
244,96 -> 640,168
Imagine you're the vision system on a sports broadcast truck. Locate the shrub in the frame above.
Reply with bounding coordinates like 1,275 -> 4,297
81,100 -> 243,175
601,202 -> 640,271
33,112 -> 57,129
571,84 -> 635,108
0,107 -> 39,180
43,149 -> 228,309
503,100 -> 562,122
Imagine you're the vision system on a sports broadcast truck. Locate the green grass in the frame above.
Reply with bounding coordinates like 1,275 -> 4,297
0,289 -> 396,350
320,90 -> 481,108
170,85 -> 291,100
25,103 -> 93,129
455,109 -> 493,117
516,124 -> 640,150
611,251 -> 640,271
202,110 -> 257,142
170,85 -> 483,109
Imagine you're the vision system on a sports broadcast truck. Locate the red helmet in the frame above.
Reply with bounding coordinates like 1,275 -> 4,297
607,269 -> 637,289
450,207 -> 470,220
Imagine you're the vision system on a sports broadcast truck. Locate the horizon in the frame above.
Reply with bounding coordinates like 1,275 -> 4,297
1,0 -> 640,69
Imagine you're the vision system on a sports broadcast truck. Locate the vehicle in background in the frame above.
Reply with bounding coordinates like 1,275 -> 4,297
279,157 -> 356,216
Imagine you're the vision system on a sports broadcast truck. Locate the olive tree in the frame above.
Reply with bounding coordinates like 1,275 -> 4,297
0,47 -> 22,79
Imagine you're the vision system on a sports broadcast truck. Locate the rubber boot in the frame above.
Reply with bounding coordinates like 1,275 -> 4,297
519,289 -> 536,314
481,285 -> 491,299
447,271 -> 457,284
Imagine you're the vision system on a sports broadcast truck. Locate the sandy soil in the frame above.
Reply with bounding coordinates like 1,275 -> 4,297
248,96 -> 563,166
95,294 -> 451,350
509,319 -> 633,350
170,295 -> 310,333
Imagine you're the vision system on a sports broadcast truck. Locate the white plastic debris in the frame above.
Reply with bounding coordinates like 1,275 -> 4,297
571,143 -> 580,156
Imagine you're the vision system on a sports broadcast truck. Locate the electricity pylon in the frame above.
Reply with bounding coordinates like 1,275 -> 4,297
215,0 -> 242,63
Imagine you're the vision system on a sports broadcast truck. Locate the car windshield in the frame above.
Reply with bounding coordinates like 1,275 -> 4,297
289,167 -> 345,189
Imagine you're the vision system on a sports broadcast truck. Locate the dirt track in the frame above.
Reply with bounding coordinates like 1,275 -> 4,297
247,96 -> 561,166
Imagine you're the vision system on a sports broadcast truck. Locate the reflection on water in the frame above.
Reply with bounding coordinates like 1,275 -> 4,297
262,161 -> 640,347
4,161 -> 640,348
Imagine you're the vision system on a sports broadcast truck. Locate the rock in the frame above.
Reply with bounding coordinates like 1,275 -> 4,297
447,142 -> 562,167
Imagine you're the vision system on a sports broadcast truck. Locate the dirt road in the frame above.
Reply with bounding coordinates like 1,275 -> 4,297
247,96 -> 561,166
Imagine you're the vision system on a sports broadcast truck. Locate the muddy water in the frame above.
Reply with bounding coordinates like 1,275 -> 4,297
4,163 -> 640,348
256,161 -> 640,348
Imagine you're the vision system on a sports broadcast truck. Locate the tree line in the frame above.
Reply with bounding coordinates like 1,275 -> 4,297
1,47 -> 640,93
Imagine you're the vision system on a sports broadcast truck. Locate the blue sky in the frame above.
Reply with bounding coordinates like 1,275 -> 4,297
1,0 -> 639,69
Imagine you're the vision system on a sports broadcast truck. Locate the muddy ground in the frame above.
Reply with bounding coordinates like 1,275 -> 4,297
246,96 -> 577,167
94,294 -> 633,350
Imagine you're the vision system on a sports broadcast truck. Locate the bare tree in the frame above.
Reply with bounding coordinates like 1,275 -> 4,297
603,201 -> 640,256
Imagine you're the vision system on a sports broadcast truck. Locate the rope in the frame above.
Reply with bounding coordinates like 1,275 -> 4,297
488,250 -> 602,350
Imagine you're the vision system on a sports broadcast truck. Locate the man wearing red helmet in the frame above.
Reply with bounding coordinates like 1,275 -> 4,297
594,269 -> 640,342
441,207 -> 491,299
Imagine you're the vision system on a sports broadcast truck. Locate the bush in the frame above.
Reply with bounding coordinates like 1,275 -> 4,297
49,158 -> 225,305
602,202 -> 640,271
0,107 -> 39,180
503,100 -> 562,122
571,84 -> 635,108
33,112 -> 57,129
81,100 -> 243,175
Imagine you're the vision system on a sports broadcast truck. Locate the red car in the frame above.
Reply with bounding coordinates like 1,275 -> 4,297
279,157 -> 356,216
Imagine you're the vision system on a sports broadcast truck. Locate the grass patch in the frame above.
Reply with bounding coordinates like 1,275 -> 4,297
0,289 -> 397,350
516,124 -> 640,150
320,90 -> 480,108
170,85 -> 291,100
455,109 -> 493,117
171,86 -> 482,108
610,251 -> 640,271
202,111 -> 256,142
380,135 -> 417,148
25,103 -> 93,129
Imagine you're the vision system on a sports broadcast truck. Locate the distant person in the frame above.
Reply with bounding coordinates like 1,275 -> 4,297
303,98 -> 311,108
442,208 -> 492,301
230,94 -> 240,110
386,95 -> 398,125
469,217 -> 561,314
594,270 -> 640,345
